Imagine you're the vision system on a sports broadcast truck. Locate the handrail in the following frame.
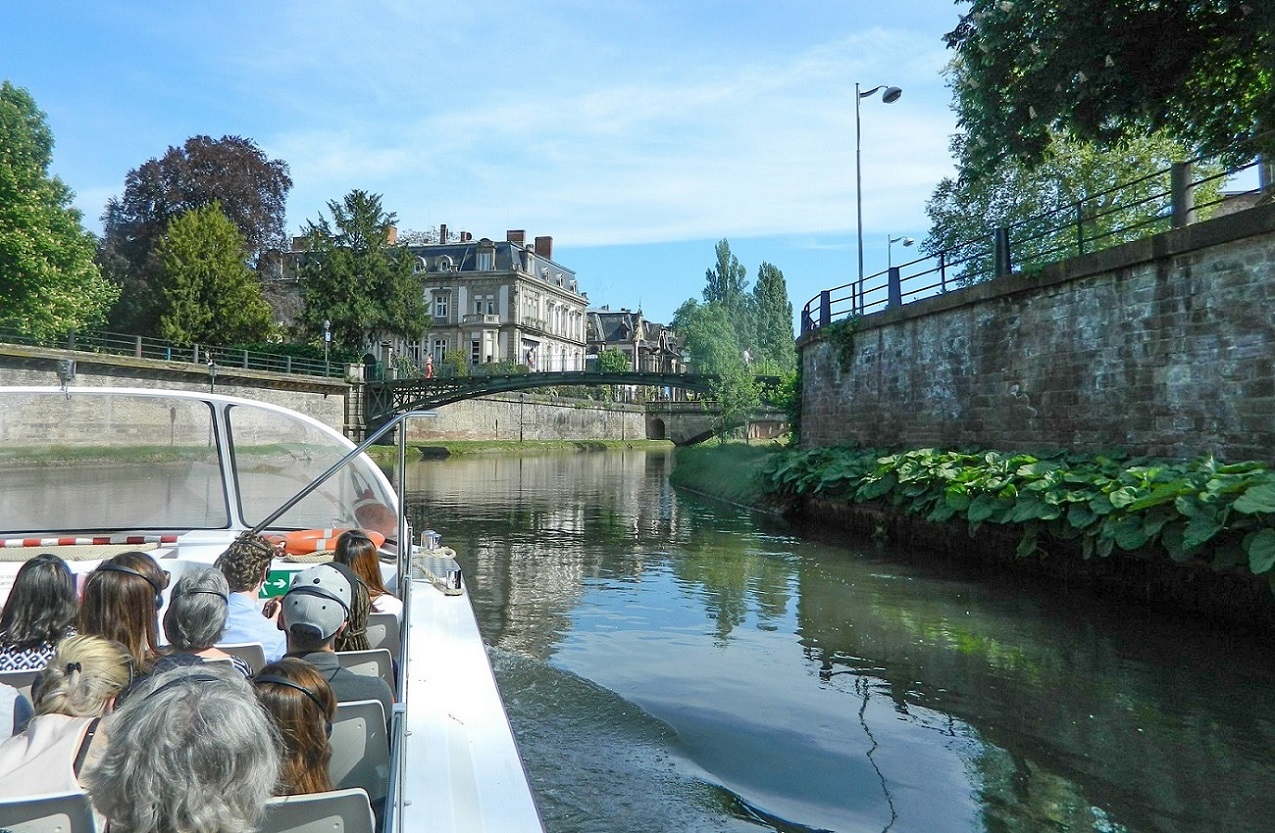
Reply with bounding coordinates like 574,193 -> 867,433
801,140 -> 1270,334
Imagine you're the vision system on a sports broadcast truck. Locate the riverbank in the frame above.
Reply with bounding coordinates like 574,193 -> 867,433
369,438 -> 673,461
668,443 -> 785,510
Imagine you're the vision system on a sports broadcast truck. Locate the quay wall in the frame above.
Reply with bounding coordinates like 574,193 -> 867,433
403,394 -> 646,442
799,202 -> 1275,461
0,345 -> 347,432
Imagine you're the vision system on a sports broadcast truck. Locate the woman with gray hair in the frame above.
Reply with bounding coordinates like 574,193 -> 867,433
86,664 -> 281,833
154,568 -> 251,677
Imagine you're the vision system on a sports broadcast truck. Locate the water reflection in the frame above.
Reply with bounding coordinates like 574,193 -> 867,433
403,449 -> 1275,833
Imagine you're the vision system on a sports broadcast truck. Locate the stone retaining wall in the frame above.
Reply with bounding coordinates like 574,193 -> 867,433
403,394 -> 646,442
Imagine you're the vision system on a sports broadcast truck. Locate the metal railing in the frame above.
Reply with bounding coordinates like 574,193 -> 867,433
0,326 -> 344,378
801,145 -> 1270,334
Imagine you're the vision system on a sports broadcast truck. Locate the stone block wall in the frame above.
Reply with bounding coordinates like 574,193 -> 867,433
403,394 -> 646,442
800,203 -> 1275,461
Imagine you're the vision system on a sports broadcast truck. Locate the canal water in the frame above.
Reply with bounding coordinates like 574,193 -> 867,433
403,449 -> 1275,833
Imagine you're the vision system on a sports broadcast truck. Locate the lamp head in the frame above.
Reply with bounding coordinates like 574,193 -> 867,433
881,86 -> 903,104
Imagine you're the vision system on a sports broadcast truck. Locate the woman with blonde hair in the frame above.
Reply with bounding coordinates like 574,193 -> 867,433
253,658 -> 336,795
0,635 -> 131,796
80,551 -> 167,675
333,530 -> 402,618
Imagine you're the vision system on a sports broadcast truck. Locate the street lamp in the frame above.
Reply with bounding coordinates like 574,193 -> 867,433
888,234 -> 915,268
322,319 -> 331,375
855,83 -> 903,313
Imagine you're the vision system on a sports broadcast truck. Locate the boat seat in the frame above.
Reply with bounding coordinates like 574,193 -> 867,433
215,642 -> 267,674
364,613 -> 400,661
258,787 -> 374,833
0,789 -> 95,833
335,649 -> 393,690
328,700 -> 389,805
0,668 -> 40,702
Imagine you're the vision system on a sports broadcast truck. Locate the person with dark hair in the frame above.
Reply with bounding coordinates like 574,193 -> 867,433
328,562 -> 370,653
215,533 -> 287,662
153,568 -> 251,677
0,635 -> 131,801
281,565 -> 392,719
79,551 -> 167,676
253,657 -> 336,796
334,530 -> 402,618
86,664 -> 280,833
0,553 -> 78,671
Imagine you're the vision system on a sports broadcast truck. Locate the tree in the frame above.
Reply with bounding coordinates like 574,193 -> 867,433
751,262 -> 794,373
703,239 -> 754,353
924,128 -> 1226,284
156,202 -> 272,345
597,348 -> 630,373
297,190 -> 429,351
708,366 -> 762,445
943,1 -> 1274,180
671,299 -> 742,376
0,82 -> 118,339
99,135 -> 291,333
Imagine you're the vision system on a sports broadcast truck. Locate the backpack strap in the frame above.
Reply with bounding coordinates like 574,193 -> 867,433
72,717 -> 101,777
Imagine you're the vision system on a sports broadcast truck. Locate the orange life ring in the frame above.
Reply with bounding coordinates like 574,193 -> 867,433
268,528 -> 386,556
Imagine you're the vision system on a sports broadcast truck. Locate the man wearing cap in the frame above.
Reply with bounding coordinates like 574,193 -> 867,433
280,564 -> 392,720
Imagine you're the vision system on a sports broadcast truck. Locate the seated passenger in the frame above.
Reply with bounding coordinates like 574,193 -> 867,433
253,658 -> 336,795
334,530 -> 403,618
0,635 -> 131,798
153,568 -> 252,677
80,551 -> 167,677
280,565 -> 392,719
216,532 -> 288,663
86,664 -> 280,833
0,553 -> 79,671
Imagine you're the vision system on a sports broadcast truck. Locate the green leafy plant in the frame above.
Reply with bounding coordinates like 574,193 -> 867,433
821,316 -> 861,372
763,446 -> 1275,583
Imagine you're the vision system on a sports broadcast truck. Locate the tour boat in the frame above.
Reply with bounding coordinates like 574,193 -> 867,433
0,385 -> 544,833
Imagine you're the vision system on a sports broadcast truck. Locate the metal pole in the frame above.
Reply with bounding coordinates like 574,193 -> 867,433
854,82 -> 864,317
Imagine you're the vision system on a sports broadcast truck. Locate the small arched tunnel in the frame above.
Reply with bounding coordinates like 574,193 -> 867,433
648,418 -> 667,441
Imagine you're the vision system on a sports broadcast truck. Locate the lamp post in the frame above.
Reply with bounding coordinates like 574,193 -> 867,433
322,319 -> 331,375
855,83 -> 903,313
888,234 -> 915,268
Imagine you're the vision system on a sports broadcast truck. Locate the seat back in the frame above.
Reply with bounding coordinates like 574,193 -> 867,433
215,642 -> 267,674
0,669 -> 41,702
334,649 -> 392,690
364,613 -> 400,661
329,700 -> 389,805
258,788 -> 374,833
0,790 -> 95,833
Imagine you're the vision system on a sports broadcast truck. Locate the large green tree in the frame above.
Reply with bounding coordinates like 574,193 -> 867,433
944,1 -> 1273,180
156,202 -> 273,345
924,127 -> 1224,284
99,135 -> 291,334
750,261 -> 794,373
671,299 -> 742,377
0,81 -> 117,338
703,238 -> 754,353
297,189 -> 429,351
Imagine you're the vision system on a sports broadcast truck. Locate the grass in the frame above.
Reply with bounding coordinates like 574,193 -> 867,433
669,442 -> 784,508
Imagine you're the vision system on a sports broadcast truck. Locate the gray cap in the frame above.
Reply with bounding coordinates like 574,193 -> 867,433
281,564 -> 352,641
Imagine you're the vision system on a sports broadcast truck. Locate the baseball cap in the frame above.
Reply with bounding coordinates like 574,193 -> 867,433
281,565 -> 352,641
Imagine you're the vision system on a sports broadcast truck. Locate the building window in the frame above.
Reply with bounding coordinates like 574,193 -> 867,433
477,250 -> 494,271
486,297 -> 495,315
434,295 -> 449,320
470,340 -> 481,365
432,338 -> 448,363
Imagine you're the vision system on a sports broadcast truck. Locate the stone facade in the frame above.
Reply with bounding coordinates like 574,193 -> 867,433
800,202 -> 1275,461
403,394 -> 645,442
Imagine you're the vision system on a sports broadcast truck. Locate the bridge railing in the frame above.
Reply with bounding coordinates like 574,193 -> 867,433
800,141 -> 1270,334
0,326 -> 343,378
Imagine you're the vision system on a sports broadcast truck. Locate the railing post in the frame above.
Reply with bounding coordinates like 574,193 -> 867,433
286,356 -> 293,374
819,290 -> 830,328
242,350 -> 249,369
993,227 -> 1012,276
1075,200 -> 1086,255
135,336 -> 143,359
887,266 -> 902,308
192,345 -> 200,363
1261,153 -> 1273,195
67,329 -> 76,350
1170,161 -> 1196,228
939,251 -> 947,294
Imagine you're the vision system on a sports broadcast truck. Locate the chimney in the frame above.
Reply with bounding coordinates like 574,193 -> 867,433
507,229 -> 526,245
385,225 -> 397,245
534,235 -> 553,260
291,235 -> 307,252
460,231 -> 472,242
439,223 -> 448,244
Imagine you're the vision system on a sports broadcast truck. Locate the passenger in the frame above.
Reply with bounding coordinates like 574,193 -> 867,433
0,553 -> 79,671
253,658 -> 336,795
280,565 -> 392,719
85,664 -> 280,833
215,532 -> 288,663
79,552 -> 167,676
153,568 -> 252,677
329,562 -> 371,653
0,635 -> 131,799
334,530 -> 403,618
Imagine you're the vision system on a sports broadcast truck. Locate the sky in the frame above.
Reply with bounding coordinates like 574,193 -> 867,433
3,0 -> 966,329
